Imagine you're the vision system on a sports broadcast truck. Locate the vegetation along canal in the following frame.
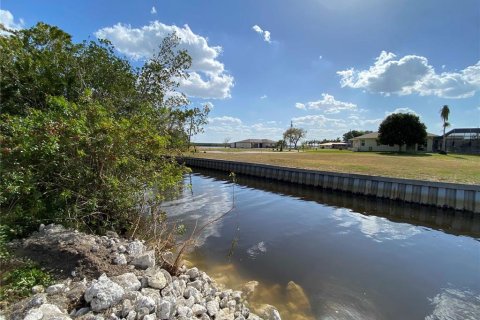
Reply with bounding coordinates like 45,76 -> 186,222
161,169 -> 480,320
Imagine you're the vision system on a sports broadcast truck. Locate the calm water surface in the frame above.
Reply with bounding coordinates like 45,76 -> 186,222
161,169 -> 480,320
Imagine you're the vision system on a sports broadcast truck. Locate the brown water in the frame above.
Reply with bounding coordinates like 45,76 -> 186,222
161,169 -> 480,320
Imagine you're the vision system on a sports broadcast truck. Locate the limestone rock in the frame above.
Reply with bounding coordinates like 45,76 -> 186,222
113,254 -> 127,265
157,299 -> 172,319
206,300 -> 219,316
131,250 -> 155,270
111,273 -> 141,292
84,274 -> 125,312
258,304 -> 282,320
146,268 -> 167,289
192,303 -> 207,316
46,283 -> 68,295
126,241 -> 145,256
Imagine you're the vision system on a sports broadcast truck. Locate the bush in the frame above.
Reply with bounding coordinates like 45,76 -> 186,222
0,23 -> 209,236
0,261 -> 53,302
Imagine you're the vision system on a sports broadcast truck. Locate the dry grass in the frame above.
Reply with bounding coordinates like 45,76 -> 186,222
190,149 -> 480,184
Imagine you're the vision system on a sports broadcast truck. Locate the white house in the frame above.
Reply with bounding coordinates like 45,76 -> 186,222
318,142 -> 348,149
350,132 -> 437,152
230,139 -> 276,148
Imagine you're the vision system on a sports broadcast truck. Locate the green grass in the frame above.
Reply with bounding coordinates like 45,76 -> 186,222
191,149 -> 480,184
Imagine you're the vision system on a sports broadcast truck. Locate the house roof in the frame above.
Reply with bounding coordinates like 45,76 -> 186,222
350,132 -> 437,140
319,142 -> 348,146
234,139 -> 276,143
445,128 -> 480,135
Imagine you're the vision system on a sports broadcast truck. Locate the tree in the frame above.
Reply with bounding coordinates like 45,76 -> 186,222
342,130 -> 373,142
283,127 -> 306,150
377,113 -> 427,152
223,137 -> 232,148
0,23 -> 209,236
440,105 -> 450,153
275,139 -> 287,151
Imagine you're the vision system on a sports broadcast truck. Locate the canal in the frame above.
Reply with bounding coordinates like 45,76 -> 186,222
160,169 -> 480,320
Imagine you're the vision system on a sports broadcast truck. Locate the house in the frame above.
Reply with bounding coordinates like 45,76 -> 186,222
230,139 -> 276,148
318,142 -> 348,149
350,132 -> 437,152
433,128 -> 480,154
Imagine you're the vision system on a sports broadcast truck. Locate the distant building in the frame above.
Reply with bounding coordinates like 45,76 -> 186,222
318,142 -> 348,149
433,128 -> 480,154
350,132 -> 437,152
230,139 -> 276,148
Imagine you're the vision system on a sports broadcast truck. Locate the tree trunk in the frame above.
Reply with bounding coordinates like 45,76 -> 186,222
442,125 -> 446,152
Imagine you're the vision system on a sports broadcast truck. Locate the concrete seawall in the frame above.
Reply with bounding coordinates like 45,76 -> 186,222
182,157 -> 480,213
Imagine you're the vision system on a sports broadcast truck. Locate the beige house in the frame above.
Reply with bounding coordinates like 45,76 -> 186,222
318,142 -> 348,149
350,132 -> 437,152
230,139 -> 276,148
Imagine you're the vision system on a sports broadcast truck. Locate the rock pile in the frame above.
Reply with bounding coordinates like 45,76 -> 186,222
3,224 -> 281,320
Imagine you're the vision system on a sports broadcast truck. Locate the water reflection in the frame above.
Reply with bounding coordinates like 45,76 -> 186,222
425,288 -> 480,320
161,170 -> 480,320
191,168 -> 480,239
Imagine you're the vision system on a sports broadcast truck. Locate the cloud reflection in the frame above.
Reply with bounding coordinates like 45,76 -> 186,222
332,208 -> 422,242
160,178 -> 234,246
425,288 -> 480,320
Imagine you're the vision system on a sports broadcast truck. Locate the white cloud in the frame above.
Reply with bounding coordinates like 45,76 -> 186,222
295,93 -> 357,114
260,94 -> 267,99
208,116 -> 242,125
0,9 -> 24,32
252,24 -> 272,43
295,102 -> 306,110
385,107 -> 419,116
151,6 -> 157,14
95,21 -> 234,99
292,114 -> 347,128
337,51 -> 480,99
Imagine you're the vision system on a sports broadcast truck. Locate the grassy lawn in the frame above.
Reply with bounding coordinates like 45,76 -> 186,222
189,149 -> 480,184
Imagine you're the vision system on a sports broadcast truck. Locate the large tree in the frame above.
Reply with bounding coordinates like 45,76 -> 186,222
0,23 -> 209,235
440,105 -> 450,153
377,113 -> 427,152
283,127 -> 306,150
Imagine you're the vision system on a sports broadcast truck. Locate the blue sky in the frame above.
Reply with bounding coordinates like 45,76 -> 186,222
2,0 -> 479,142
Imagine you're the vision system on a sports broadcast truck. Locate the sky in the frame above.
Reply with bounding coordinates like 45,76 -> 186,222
2,0 -> 479,142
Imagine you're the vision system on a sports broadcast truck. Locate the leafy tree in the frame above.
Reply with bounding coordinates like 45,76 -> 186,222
0,23 -> 209,235
440,105 -> 450,152
342,130 -> 373,142
275,139 -> 287,151
283,127 -> 306,150
378,113 -> 427,152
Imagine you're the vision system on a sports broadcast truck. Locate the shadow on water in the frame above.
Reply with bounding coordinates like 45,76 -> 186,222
192,168 -> 480,239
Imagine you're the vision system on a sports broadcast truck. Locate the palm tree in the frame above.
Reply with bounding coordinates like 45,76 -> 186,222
440,105 -> 450,152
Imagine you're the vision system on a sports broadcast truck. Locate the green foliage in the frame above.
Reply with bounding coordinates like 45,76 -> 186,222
378,113 -> 427,150
440,105 -> 451,152
342,130 -> 373,142
275,139 -> 287,151
0,23 -> 209,235
0,225 -> 11,260
283,127 -> 307,150
0,261 -> 53,302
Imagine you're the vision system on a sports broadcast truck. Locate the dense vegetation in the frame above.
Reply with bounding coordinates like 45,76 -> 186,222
0,23 -> 209,237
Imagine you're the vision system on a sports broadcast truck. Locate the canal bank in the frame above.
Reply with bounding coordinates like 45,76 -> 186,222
181,157 -> 480,213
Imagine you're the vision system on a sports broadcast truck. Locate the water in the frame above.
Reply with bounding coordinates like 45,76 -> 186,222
161,169 -> 480,320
